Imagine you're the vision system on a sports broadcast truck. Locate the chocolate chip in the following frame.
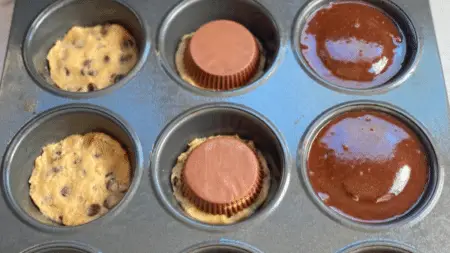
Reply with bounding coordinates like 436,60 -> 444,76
101,24 -> 110,36
118,183 -> 128,193
73,157 -> 82,164
173,177 -> 179,187
120,54 -> 133,63
88,83 -> 96,92
83,59 -> 92,67
87,204 -> 101,216
122,39 -> 134,49
55,151 -> 62,156
105,172 -> 113,178
111,74 -> 125,83
61,186 -> 70,197
104,55 -> 110,63
103,194 -> 122,209
64,67 -> 70,76
52,166 -> 62,173
80,69 -> 86,76
106,177 -> 119,192
88,70 -> 97,76
45,60 -> 50,74
58,215 -> 63,223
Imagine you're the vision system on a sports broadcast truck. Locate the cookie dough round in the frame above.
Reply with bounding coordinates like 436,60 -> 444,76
29,132 -> 131,226
171,135 -> 271,224
47,24 -> 138,92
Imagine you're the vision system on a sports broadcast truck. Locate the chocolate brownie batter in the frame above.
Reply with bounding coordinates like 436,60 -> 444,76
300,2 -> 406,88
307,110 -> 428,221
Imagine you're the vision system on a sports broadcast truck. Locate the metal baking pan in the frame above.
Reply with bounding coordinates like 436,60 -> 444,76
0,0 -> 449,252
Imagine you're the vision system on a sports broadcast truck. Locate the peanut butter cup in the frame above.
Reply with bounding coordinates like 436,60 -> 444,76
307,110 -> 428,221
171,136 -> 270,224
183,136 -> 261,214
300,1 -> 406,89
176,20 -> 263,90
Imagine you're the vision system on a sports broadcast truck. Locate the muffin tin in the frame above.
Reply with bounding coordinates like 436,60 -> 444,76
0,0 -> 448,252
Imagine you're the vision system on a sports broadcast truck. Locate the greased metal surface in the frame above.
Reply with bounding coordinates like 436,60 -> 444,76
0,0 -> 449,253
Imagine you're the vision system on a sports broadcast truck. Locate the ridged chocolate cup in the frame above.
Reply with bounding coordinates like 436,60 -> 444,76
183,20 -> 261,90
180,137 -> 264,216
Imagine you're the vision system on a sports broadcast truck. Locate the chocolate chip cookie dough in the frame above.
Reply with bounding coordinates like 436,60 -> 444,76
47,24 -> 138,92
171,135 -> 271,224
29,132 -> 131,226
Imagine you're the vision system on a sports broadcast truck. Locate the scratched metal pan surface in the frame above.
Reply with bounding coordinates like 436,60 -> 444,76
0,0 -> 449,252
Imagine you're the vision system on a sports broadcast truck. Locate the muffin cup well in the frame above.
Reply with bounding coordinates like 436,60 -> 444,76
156,0 -> 282,96
292,0 -> 421,94
151,103 -> 290,231
298,101 -> 442,231
2,104 -> 143,232
21,241 -> 100,253
336,239 -> 419,253
23,0 -> 150,98
181,239 -> 263,253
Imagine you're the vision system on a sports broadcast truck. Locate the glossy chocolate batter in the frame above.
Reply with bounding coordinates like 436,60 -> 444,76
307,110 -> 428,221
300,2 -> 406,88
